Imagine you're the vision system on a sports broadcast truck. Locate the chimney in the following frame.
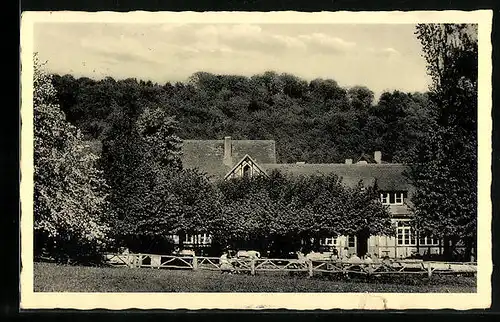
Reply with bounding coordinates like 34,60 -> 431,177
345,159 -> 353,165
374,151 -> 382,164
223,136 -> 232,166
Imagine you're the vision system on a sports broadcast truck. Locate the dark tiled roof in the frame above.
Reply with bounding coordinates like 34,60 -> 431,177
260,163 -> 411,191
181,139 -> 276,180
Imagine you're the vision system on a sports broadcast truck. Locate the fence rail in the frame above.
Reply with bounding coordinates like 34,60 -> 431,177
103,253 -> 477,278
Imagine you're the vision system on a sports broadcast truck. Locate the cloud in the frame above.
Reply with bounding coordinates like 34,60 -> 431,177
183,24 -> 361,57
367,47 -> 401,57
33,22 -> 429,97
298,33 -> 357,53
187,24 -> 307,54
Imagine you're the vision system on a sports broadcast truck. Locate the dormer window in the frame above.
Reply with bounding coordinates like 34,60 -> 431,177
243,164 -> 251,178
380,191 -> 406,205
224,154 -> 268,181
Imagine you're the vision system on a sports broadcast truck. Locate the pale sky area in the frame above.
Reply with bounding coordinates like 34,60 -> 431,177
34,23 -> 432,99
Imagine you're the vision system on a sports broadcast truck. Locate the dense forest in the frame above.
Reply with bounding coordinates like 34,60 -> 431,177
51,71 -> 435,164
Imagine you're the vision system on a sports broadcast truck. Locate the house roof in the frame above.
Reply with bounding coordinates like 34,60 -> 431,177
181,139 -> 276,180
259,163 -> 411,190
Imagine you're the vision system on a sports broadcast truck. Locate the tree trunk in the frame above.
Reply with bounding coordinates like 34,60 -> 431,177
443,236 -> 452,260
313,237 -> 320,252
178,230 -> 186,250
356,228 -> 370,257
473,237 -> 477,262
464,236 -> 475,262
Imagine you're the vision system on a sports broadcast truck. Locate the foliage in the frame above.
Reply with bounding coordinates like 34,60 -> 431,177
214,173 -> 392,253
101,101 -> 186,251
407,24 -> 478,259
98,93 -> 222,253
33,53 -> 112,262
51,71 -> 434,165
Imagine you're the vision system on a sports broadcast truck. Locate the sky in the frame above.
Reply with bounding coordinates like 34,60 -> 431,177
34,23 -> 432,99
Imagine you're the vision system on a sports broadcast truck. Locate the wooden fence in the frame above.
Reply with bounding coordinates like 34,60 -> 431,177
103,253 -> 477,278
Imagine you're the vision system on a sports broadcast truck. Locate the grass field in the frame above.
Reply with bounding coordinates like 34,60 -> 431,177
33,262 -> 476,293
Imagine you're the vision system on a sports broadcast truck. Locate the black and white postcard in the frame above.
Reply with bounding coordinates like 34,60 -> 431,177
20,10 -> 492,310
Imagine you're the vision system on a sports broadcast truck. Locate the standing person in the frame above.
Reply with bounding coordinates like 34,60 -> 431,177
341,247 -> 350,261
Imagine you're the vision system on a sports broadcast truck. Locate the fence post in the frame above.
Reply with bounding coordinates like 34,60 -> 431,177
193,255 -> 198,270
427,262 -> 432,278
251,259 -> 255,276
308,260 -> 313,277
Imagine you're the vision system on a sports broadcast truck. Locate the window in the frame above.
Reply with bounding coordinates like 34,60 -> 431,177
199,233 -> 212,244
396,222 -> 416,246
380,193 -> 389,204
380,192 -> 405,205
347,235 -> 356,248
185,234 -> 195,244
419,236 -> 439,246
184,233 -> 212,245
321,237 -> 337,246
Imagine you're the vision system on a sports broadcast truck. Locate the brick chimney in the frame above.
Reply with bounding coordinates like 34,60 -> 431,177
223,136 -> 232,166
374,151 -> 382,164
345,159 -> 353,165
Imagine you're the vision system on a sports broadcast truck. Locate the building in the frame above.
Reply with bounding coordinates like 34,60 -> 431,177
180,136 -> 444,259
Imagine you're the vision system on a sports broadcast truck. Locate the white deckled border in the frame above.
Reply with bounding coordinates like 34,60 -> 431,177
20,10 -> 493,310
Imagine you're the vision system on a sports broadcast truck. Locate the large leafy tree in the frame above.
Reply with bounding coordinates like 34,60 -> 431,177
103,103 -> 184,252
407,24 -> 478,260
103,102 -> 220,253
214,172 -> 392,256
143,168 -> 222,249
33,53 -> 112,262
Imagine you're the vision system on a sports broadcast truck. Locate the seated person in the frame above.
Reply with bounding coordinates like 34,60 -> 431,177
348,253 -> 363,264
219,251 -> 234,274
363,254 -> 374,264
330,248 -> 339,261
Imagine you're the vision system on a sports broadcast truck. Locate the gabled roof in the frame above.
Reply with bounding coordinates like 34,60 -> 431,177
181,139 -> 276,180
259,163 -> 411,191
224,154 -> 269,180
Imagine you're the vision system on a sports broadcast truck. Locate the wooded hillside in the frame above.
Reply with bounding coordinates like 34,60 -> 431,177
51,71 -> 435,164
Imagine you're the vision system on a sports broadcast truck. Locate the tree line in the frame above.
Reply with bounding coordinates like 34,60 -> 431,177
51,69 -> 435,165
33,24 -> 478,263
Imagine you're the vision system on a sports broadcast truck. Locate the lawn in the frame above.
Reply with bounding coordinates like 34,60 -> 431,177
33,262 -> 476,293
